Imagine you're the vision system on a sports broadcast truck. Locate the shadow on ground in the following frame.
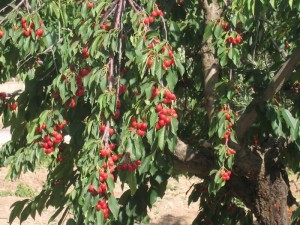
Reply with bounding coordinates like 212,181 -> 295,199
151,214 -> 192,225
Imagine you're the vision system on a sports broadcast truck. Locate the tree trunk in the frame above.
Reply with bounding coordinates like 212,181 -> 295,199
172,138 -> 297,224
228,140 -> 297,225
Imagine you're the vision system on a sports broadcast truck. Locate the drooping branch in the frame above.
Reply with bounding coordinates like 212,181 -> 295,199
235,46 -> 300,140
200,0 -> 222,121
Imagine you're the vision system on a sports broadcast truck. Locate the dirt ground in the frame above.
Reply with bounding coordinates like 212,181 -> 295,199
0,167 -> 200,225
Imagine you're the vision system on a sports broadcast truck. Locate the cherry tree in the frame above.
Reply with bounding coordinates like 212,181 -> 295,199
0,0 -> 300,224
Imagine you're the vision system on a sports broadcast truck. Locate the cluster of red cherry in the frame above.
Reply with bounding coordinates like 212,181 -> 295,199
20,18 -> 44,38
221,170 -> 231,181
37,121 -> 67,154
129,118 -> 148,136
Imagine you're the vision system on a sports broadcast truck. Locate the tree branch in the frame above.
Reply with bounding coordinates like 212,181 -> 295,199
0,0 -> 25,25
200,1 -> 222,121
235,46 -> 300,140
172,139 -> 216,177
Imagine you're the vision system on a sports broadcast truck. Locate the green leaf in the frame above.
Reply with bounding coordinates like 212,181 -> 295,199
9,199 -> 29,224
139,154 -> 153,173
174,55 -> 185,76
214,24 -> 223,38
149,188 -> 158,206
292,206 -> 300,222
270,0 -> 276,8
96,210 -> 104,225
220,52 -> 228,67
157,126 -> 166,150
166,72 -> 178,91
66,219 -> 77,225
126,171 -> 137,195
204,22 -> 213,41
280,108 -> 297,140
108,195 -> 119,219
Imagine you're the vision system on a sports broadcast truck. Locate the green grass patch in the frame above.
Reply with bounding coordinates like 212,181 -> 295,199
15,184 -> 35,197
0,190 -> 14,197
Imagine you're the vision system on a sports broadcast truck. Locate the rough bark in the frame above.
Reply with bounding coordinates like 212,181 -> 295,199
173,138 -> 297,224
229,140 -> 297,225
200,0 -> 222,120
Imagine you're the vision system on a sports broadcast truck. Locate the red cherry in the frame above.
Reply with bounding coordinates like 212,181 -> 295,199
147,59 -> 153,68
35,28 -> 44,37
225,114 -> 231,120
141,123 -> 148,130
285,43 -> 290,49
156,10 -> 163,16
109,143 -> 115,150
151,11 -> 157,17
82,47 -> 88,55
149,17 -> 154,23
236,35 -> 242,44
227,36 -> 233,44
111,155 -> 118,162
109,128 -> 114,135
100,125 -> 106,133
21,18 -> 26,24
69,98 -> 76,108
0,30 -> 4,38
23,29 -> 31,37
144,18 -> 150,24
156,105 -> 163,112
164,117 -> 171,125
88,185 -> 95,192
87,2 -> 93,9
158,120 -> 165,127
136,129 -> 145,136
96,204 -> 102,211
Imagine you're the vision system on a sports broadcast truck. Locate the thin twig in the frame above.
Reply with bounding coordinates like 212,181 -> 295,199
161,15 -> 168,41
116,0 -> 126,96
0,0 -> 25,25
25,0 -> 30,13
128,0 -> 140,13
17,38 -> 63,70
108,0 -> 124,91
0,0 -> 17,13
99,0 -> 119,26
29,3 -> 45,15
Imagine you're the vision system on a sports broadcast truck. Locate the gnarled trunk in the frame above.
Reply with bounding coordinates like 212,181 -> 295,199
230,149 -> 296,225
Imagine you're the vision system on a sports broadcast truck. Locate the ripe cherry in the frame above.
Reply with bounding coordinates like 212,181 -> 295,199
156,105 -> 163,112
21,18 -> 26,24
87,2 -> 93,9
225,114 -> 231,120
236,35 -> 242,44
151,11 -> 158,17
285,43 -> 290,49
35,28 -> 44,37
147,59 -> 153,68
156,10 -> 163,16
0,30 -> 4,38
